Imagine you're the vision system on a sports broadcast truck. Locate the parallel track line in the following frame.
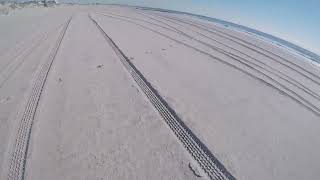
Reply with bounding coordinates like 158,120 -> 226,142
152,12 -> 320,84
89,14 -> 235,180
96,12 -> 320,116
7,17 -> 72,180
136,11 -> 320,100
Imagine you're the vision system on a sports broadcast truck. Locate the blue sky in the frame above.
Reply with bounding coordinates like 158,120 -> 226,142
69,0 -> 320,54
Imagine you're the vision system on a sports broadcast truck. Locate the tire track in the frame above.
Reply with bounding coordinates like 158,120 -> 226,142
149,12 -> 320,85
96,12 -> 320,116
0,19 -> 52,67
6,17 -> 72,180
96,11 -> 185,36
0,12 -> 58,59
0,20 -> 66,74
134,11 -> 320,101
0,22 -> 67,88
89,14 -> 236,180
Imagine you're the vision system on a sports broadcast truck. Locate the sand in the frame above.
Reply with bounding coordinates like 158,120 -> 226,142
0,4 -> 320,180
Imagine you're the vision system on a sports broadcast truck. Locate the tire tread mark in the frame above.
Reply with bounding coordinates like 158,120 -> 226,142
6,17 -> 72,180
96,13 -> 320,116
135,11 -> 320,101
89,14 -> 236,180
0,22 -> 67,88
152,12 -> 320,85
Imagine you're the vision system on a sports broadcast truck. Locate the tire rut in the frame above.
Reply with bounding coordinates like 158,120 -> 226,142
135,11 -> 320,101
96,12 -> 320,116
151,12 -> 320,85
89,14 -> 236,180
0,21 -> 67,89
6,17 -> 72,180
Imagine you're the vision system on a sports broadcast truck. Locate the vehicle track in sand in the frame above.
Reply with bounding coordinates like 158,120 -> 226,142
0,22 -> 68,88
6,17 -> 72,180
149,12 -> 320,85
95,12 -> 320,116
134,11 -> 320,101
89,14 -> 236,180
0,18 -> 68,73
0,17 -> 54,66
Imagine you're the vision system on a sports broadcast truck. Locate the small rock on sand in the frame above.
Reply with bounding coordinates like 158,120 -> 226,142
97,64 -> 104,69
188,162 -> 203,178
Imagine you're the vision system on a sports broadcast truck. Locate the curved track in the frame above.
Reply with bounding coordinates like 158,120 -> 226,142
150,12 -> 320,84
134,11 -> 320,100
96,12 -> 320,116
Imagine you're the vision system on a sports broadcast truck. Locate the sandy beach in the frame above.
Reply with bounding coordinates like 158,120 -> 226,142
0,5 -> 320,180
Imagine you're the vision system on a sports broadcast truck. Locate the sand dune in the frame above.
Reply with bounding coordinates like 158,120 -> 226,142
0,5 -> 320,180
